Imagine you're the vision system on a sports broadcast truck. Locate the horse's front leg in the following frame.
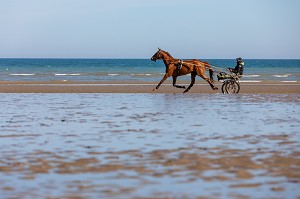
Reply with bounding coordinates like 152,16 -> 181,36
172,76 -> 186,89
183,72 -> 196,93
152,74 -> 169,92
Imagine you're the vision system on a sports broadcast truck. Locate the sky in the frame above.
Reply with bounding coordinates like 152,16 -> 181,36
0,0 -> 300,59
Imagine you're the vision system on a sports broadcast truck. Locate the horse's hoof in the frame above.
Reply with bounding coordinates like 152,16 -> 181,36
213,87 -> 218,90
152,89 -> 157,92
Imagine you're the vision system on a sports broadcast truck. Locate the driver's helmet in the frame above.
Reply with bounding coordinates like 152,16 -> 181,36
236,57 -> 242,62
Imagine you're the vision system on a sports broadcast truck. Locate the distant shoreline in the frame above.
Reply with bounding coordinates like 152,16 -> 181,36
0,81 -> 299,94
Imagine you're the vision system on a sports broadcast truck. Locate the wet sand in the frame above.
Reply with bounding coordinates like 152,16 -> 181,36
0,93 -> 299,198
0,81 -> 299,93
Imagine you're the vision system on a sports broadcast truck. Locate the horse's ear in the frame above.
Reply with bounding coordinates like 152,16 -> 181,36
158,47 -> 161,51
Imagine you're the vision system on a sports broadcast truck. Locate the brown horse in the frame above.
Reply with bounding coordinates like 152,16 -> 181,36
151,48 -> 218,93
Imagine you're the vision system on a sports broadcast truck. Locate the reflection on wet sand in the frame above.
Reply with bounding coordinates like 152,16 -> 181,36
0,94 -> 299,198
0,143 -> 299,198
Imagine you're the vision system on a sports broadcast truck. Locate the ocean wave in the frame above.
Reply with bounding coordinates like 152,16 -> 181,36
10,74 -> 35,76
243,75 -> 260,77
54,73 -> 81,76
273,74 -> 291,78
131,74 -> 152,76
108,74 -> 119,76
239,80 -> 261,83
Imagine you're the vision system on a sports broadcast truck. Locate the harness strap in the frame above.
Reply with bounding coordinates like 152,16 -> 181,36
176,60 -> 183,74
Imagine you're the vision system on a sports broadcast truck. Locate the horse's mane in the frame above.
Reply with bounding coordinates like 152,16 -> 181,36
161,50 -> 173,58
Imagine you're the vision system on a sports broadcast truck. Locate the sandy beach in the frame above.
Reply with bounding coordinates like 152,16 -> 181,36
0,81 -> 299,93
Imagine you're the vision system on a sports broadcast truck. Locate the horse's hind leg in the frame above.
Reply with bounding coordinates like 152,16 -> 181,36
201,75 -> 218,90
196,68 -> 218,90
172,76 -> 186,89
183,72 -> 196,93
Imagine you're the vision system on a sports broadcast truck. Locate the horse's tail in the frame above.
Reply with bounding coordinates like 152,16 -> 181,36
209,68 -> 214,83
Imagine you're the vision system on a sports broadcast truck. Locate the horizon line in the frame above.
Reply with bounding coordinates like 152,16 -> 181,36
1,57 -> 300,60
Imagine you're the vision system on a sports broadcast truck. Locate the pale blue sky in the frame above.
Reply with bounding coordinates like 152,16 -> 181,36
0,0 -> 299,58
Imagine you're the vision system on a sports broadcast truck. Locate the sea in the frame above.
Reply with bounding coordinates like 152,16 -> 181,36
0,58 -> 300,82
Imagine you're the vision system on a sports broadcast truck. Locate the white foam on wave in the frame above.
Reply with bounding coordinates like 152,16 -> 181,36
10,74 -> 35,76
274,74 -> 291,78
54,73 -> 80,76
108,74 -> 119,76
243,75 -> 260,77
281,81 -> 297,83
131,74 -> 152,76
239,80 -> 261,83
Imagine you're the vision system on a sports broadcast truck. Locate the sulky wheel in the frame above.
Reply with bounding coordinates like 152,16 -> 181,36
221,82 -> 227,94
222,80 -> 240,94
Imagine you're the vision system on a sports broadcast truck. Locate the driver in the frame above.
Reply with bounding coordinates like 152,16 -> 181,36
229,57 -> 244,75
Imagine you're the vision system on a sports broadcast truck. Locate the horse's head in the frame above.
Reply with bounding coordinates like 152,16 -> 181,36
151,48 -> 164,62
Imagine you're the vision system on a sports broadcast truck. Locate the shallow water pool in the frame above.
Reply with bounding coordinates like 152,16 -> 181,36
0,94 -> 299,198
